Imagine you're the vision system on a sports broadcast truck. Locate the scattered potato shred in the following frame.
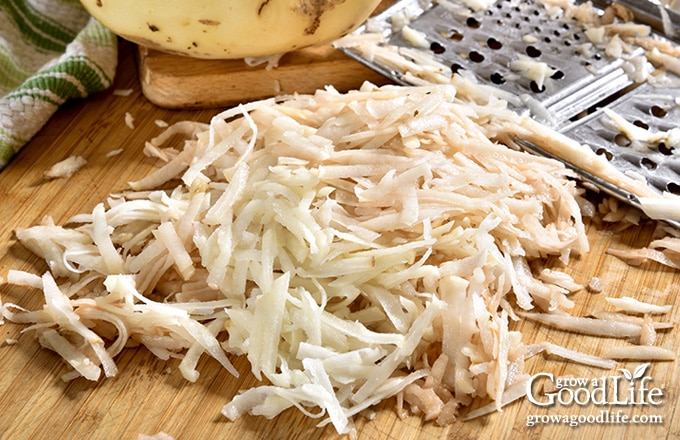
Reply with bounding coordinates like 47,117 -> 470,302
43,155 -> 87,179
3,80 -> 676,435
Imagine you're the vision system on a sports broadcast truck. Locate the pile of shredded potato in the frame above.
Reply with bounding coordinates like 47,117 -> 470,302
6,78 -> 676,437
335,0 -> 680,225
4,0 -> 680,437
9,0 -> 680,427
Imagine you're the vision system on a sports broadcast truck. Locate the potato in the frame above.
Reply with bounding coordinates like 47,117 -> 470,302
80,0 -> 382,59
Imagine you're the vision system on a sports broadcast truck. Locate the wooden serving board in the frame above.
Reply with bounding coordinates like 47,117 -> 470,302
1,37 -> 680,440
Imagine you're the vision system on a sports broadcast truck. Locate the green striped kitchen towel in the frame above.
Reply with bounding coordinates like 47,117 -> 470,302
0,0 -> 118,170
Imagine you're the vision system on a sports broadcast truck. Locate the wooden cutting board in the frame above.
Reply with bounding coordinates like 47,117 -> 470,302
1,31 -> 680,440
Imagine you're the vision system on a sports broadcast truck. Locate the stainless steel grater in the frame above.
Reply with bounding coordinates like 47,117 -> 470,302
381,0 -> 646,126
341,0 -> 680,225
563,81 -> 680,197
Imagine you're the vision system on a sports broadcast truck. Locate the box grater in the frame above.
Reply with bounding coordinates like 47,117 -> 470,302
340,0 -> 680,226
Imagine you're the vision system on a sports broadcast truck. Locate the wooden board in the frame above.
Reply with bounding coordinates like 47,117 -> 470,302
136,1 -> 393,109
137,44 -> 391,109
1,39 -> 680,440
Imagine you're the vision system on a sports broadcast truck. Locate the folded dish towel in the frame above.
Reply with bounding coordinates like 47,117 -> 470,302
0,0 -> 118,170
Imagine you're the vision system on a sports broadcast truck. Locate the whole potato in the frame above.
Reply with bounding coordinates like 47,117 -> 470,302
80,0 -> 382,59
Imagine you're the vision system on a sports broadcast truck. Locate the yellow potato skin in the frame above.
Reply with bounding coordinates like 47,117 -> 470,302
80,0 -> 381,59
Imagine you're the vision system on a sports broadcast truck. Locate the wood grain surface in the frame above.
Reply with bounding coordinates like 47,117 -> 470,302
136,1 -> 394,109
1,38 -> 679,440
137,44 -> 391,109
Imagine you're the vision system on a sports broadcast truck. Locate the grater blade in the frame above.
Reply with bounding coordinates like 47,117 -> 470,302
340,0 -> 680,226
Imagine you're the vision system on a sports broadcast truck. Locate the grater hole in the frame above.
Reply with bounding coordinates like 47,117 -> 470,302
466,17 -> 481,28
667,182 -> 680,195
650,105 -> 668,118
451,63 -> 465,74
469,51 -> 485,63
551,70 -> 565,80
448,30 -> 464,42
658,141 -> 674,155
430,42 -> 446,54
530,81 -> 546,93
490,72 -> 506,84
487,38 -> 503,50
596,148 -> 614,160
641,157 -> 657,170
526,46 -> 541,57
614,133 -> 631,147
633,120 -> 649,130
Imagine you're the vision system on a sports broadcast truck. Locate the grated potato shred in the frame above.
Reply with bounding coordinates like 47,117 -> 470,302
2,80 -> 675,436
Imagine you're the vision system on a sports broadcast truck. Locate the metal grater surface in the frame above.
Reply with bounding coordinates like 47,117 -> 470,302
386,0 -> 642,126
563,81 -> 680,197
341,0 -> 680,225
